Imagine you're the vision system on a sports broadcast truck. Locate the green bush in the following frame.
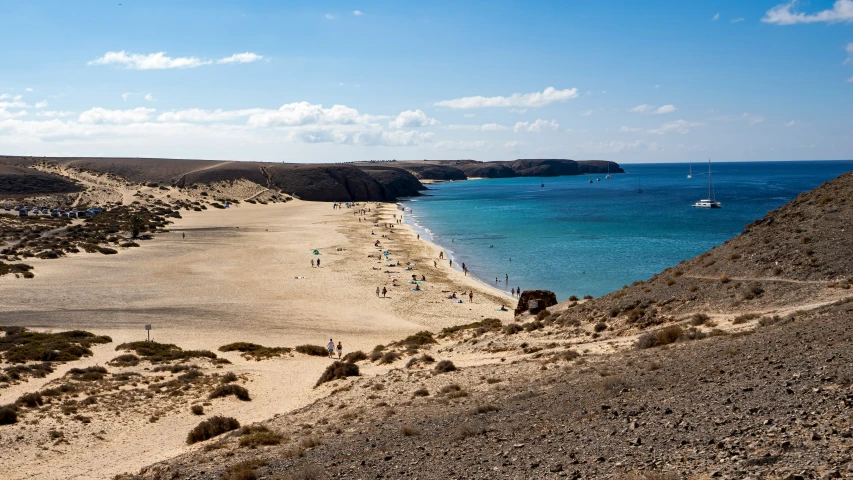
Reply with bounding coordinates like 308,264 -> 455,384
295,345 -> 328,357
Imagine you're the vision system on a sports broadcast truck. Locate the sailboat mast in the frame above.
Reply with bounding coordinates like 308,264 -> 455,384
707,159 -> 712,200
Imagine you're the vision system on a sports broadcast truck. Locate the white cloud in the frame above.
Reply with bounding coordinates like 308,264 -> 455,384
217,52 -> 264,64
845,42 -> 853,65
35,101 -> 48,109
389,109 -> 438,128
504,140 -> 525,149
619,126 -> 643,133
353,10 -> 363,16
0,94 -> 9,100
89,51 -> 212,69
156,108 -> 265,123
0,100 -> 29,109
446,123 -> 509,132
79,107 -> 156,124
325,13 -> 337,19
25,88 -> 34,92
0,109 -> 28,120
509,108 -> 528,114
434,87 -> 578,109
246,102 -> 380,127
848,75 -> 853,83
630,104 -> 676,114
36,110 -> 75,118
712,13 -> 720,21
785,120 -> 796,127
463,113 -> 475,118
655,104 -> 676,114
513,119 -> 559,133
648,119 -> 703,135
731,17 -> 745,23
743,112 -> 765,124
762,0 -> 853,25
144,93 -> 156,102
121,93 -> 130,101
580,109 -> 594,116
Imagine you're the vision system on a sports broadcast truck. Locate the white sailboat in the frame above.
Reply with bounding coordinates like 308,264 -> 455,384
692,159 -> 721,208
687,162 -> 693,179
605,164 -> 612,179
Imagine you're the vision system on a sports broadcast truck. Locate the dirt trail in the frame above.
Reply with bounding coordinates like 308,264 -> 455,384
684,274 -> 831,285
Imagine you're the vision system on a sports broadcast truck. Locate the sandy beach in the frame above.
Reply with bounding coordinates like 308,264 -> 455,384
0,199 -> 514,480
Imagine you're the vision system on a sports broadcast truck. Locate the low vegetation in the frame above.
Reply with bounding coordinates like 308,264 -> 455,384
186,416 -> 240,444
315,361 -> 359,387
114,341 -> 217,363
341,350 -> 368,363
238,425 -> 285,448
434,360 -> 457,373
218,342 -> 292,361
439,318 -> 503,337
295,345 -> 328,357
0,327 -> 111,364
209,384 -> 251,401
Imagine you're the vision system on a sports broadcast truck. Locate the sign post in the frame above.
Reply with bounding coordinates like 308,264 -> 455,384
145,324 -> 152,342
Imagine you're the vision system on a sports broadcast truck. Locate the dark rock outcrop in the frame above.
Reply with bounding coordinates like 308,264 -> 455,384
515,290 -> 558,315
397,164 -> 467,181
454,162 -> 516,178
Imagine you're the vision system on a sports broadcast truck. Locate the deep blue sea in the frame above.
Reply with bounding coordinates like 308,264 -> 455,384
402,160 -> 853,301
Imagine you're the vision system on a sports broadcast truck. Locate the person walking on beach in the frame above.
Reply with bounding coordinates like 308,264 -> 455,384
511,288 -> 515,297
327,339 -> 335,358
311,259 -> 315,268
449,259 -> 452,268
462,263 -> 467,276
434,260 -> 437,268
382,286 -> 387,298
439,251 -> 444,260
336,341 -> 343,360
182,232 -> 185,240
376,287 -> 380,297
469,291 -> 473,303
317,258 -> 321,268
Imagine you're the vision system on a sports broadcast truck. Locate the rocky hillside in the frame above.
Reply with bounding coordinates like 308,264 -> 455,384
0,164 -> 82,197
453,159 -> 624,179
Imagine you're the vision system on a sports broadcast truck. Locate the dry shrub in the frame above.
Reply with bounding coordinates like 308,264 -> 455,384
719,274 -> 730,284
401,425 -> 421,436
473,404 -> 500,414
299,436 -> 322,449
378,351 -> 400,365
191,405 -> 204,415
209,384 -> 251,401
315,361 -> 359,387
239,425 -> 285,448
434,360 -> 456,373
222,459 -> 268,480
295,345 -> 328,357
219,342 -> 292,361
16,392 -> 43,408
186,416 -> 240,444
732,313 -> 760,324
341,350 -> 367,363
0,404 -> 18,424
108,354 -> 139,367
689,313 -> 709,326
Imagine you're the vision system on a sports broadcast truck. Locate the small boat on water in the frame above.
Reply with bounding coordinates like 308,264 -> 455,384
687,162 -> 693,179
692,159 -> 721,208
605,164 -> 612,179
637,179 -> 643,193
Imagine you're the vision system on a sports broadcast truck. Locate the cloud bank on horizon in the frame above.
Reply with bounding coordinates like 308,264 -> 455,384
0,1 -> 851,163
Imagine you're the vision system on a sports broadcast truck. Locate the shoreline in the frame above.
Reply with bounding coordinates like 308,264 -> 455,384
0,199 -> 515,480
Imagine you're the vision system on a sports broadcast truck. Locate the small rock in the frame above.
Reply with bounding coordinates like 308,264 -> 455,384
549,464 -> 563,473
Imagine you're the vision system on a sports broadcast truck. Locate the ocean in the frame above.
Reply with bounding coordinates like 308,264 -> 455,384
402,160 -> 853,301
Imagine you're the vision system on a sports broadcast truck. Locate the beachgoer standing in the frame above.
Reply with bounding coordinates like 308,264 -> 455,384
182,232 -> 185,240
337,341 -> 343,360
327,339 -> 335,358
511,288 -> 515,296
462,263 -> 466,275
449,259 -> 452,268
433,261 -> 437,268
469,291 -> 473,303
517,286 -> 520,296
376,287 -> 380,297
311,259 -> 315,268
317,258 -> 321,268
506,273 -> 509,284
382,286 -> 387,298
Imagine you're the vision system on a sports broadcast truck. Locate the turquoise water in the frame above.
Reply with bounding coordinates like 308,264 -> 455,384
402,160 -> 853,301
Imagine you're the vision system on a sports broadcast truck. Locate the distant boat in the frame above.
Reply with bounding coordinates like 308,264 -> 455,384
540,183 -> 544,188
637,179 -> 643,193
687,162 -> 693,179
692,159 -> 721,208
605,164 -> 612,179
588,177 -> 593,184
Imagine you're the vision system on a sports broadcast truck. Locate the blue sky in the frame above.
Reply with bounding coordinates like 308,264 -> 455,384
1,0 -> 851,163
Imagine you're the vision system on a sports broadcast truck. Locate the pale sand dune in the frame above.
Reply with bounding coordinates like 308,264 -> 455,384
0,200 -> 514,479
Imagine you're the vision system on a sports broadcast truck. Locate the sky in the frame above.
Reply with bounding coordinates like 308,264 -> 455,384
1,0 -> 852,164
